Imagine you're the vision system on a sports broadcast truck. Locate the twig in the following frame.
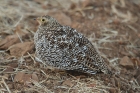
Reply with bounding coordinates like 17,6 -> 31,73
27,52 -> 36,64
2,78 -> 11,93
68,7 -> 93,17
127,25 -> 137,33
14,15 -> 23,27
26,28 -> 35,35
16,32 -> 23,43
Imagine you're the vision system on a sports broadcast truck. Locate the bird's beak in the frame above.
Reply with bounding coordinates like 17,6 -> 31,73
34,17 -> 41,25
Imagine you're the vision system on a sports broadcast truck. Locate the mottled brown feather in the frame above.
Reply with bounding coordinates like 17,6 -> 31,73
34,15 -> 112,75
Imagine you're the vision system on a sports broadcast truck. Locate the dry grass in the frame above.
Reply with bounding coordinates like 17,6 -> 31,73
0,0 -> 140,93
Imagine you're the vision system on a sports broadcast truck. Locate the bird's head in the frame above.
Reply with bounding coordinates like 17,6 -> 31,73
35,15 -> 61,27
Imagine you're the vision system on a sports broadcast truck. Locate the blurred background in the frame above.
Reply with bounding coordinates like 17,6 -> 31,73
0,0 -> 140,93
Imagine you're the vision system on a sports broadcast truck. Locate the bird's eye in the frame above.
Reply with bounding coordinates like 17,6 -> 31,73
41,19 -> 45,22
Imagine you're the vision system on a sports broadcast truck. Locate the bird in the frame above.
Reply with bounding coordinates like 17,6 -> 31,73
34,15 -> 112,75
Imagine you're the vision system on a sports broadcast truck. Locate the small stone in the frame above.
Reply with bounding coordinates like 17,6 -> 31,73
119,56 -> 134,69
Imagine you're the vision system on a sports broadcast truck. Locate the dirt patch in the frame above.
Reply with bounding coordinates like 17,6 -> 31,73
0,0 -> 140,93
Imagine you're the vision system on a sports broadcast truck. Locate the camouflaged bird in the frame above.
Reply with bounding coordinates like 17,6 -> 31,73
34,15 -> 112,75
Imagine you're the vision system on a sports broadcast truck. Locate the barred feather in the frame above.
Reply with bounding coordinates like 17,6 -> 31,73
34,15 -> 112,75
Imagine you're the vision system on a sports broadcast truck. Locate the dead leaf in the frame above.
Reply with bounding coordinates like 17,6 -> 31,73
0,35 -> 20,49
14,25 -> 28,36
81,0 -> 93,7
3,74 -> 9,80
3,67 -> 14,72
87,83 -> 96,87
14,72 -> 25,82
109,88 -> 117,93
75,75 -> 86,79
138,34 -> 140,38
0,25 -> 28,50
8,42 -> 34,57
8,63 -> 18,68
3,63 -> 18,73
0,30 -> 13,35
31,73 -> 39,82
119,56 -> 134,69
120,51 -> 131,56
48,11 -> 72,26
62,79 -> 73,87
22,74 -> 32,84
14,72 -> 39,85
71,21 -> 81,29
131,58 -> 140,67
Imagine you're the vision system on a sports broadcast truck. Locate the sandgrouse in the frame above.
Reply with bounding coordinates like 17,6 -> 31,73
34,15 -> 112,75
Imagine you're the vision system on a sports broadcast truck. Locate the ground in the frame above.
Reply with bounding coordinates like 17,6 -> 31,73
0,0 -> 140,93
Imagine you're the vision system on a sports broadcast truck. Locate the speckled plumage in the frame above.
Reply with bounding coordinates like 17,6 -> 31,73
34,15 -> 112,75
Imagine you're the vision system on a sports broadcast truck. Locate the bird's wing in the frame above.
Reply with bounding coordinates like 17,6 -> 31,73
53,26 -> 104,71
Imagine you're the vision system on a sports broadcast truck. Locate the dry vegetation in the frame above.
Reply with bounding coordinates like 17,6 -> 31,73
0,0 -> 140,93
